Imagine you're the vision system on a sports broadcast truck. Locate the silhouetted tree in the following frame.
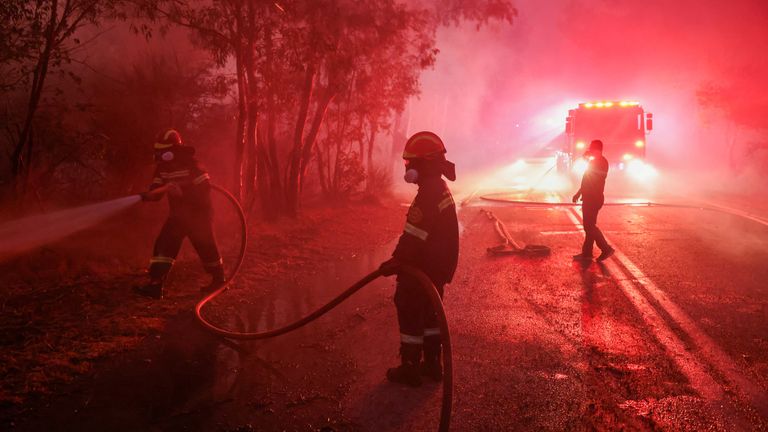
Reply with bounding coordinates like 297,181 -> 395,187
698,74 -> 768,173
138,0 -> 516,217
0,0 -> 118,203
88,51 -> 230,195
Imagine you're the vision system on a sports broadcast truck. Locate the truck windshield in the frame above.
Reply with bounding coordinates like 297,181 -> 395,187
575,109 -> 643,158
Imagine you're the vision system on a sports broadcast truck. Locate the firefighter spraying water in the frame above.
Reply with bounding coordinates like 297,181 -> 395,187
135,129 -> 226,299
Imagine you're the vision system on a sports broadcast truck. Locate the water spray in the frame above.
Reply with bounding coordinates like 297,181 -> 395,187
0,195 -> 142,262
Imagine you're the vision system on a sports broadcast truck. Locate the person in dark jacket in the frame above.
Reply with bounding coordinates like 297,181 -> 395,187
379,131 -> 459,387
135,128 -> 225,299
572,139 -> 614,262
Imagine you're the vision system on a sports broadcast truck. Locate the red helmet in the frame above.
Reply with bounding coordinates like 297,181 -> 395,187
403,131 -> 446,160
154,128 -> 183,149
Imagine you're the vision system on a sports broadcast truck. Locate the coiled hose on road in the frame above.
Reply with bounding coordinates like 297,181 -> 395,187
197,184 -> 453,432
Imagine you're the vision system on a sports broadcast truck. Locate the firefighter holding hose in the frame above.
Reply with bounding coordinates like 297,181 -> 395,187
379,131 -> 459,387
135,128 -> 225,299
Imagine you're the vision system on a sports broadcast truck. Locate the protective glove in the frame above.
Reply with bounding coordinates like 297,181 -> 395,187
141,183 -> 182,202
572,193 -> 581,203
141,188 -> 164,202
167,182 -> 182,197
379,257 -> 401,276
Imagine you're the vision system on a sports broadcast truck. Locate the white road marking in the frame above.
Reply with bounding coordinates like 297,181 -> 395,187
697,200 -> 768,228
539,230 -> 582,235
564,205 -> 768,414
539,230 -> 626,236
610,246 -> 768,414
562,207 -> 724,401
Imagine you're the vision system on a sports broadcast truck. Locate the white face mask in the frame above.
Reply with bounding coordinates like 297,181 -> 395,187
404,168 -> 419,184
161,151 -> 175,161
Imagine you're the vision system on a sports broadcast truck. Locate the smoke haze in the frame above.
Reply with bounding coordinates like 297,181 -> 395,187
407,0 -> 768,189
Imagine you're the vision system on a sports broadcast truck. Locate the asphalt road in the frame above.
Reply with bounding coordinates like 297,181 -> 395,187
447,188 -> 768,431
348,183 -> 768,431
15,172 -> 768,431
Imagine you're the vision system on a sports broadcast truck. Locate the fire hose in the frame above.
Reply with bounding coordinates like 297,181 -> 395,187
481,208 -> 551,257
469,185 -> 768,257
478,193 -> 768,228
199,184 -> 453,432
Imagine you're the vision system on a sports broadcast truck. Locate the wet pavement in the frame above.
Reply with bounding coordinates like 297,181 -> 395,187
11,175 -> 768,431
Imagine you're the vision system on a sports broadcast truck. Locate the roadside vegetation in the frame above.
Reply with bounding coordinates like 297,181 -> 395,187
0,0 -> 516,218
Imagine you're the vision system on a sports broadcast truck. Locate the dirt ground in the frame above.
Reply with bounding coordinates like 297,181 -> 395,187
0,195 -> 404,429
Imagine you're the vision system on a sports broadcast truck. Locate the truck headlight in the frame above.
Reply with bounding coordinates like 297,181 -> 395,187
626,160 -> 658,182
572,158 -> 589,176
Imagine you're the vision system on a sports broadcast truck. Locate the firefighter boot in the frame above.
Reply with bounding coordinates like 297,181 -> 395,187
421,335 -> 442,382
596,247 -> 615,262
386,343 -> 422,387
134,276 -> 165,299
201,266 -> 226,294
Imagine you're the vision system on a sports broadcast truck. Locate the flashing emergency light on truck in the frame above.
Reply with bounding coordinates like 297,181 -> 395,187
560,101 -> 656,182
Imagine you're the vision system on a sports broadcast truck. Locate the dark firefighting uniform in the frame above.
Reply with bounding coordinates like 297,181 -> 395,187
580,154 -> 610,255
391,176 -> 459,345
148,147 -> 223,280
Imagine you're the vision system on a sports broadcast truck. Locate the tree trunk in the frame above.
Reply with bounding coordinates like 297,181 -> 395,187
316,145 -> 328,195
11,0 -> 59,201
357,114 -> 366,164
245,100 -> 258,204
299,87 -> 336,190
233,52 -> 248,201
286,64 -> 316,216
366,120 -> 378,190
333,124 -> 342,196
266,105 -> 281,216
243,2 -> 258,206
256,122 -> 274,218
263,17 -> 282,217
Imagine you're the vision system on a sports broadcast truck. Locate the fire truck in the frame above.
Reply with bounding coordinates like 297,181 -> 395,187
559,101 -> 655,180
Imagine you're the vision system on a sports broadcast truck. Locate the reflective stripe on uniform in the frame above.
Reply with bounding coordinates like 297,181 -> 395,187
438,195 -> 454,212
152,177 -> 163,184
160,170 -> 190,179
401,333 -> 424,344
203,258 -> 223,268
154,142 -> 173,149
193,173 -> 210,185
150,256 -> 175,265
404,222 -> 428,241
424,327 -> 441,336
